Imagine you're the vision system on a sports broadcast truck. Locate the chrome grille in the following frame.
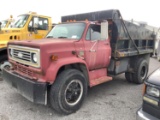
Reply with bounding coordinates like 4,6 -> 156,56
13,49 -> 31,62
8,45 -> 40,68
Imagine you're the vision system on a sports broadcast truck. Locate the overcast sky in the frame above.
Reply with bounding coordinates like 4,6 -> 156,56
0,0 -> 160,27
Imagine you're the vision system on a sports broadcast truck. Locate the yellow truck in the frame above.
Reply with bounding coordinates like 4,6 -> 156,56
0,12 -> 53,70
0,15 -> 15,28
0,19 -> 11,28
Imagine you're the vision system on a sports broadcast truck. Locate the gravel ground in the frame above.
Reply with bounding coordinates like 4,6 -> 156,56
0,57 -> 159,120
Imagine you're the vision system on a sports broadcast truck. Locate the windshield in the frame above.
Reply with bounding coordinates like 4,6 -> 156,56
0,20 -> 8,28
46,23 -> 86,40
12,15 -> 29,28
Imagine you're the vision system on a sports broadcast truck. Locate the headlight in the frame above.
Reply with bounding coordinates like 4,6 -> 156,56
146,86 -> 160,97
31,53 -> 37,63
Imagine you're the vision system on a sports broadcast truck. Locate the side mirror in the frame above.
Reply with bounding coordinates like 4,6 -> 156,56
101,21 -> 108,40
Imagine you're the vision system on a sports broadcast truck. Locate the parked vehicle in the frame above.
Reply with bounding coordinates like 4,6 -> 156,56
0,15 -> 15,28
0,17 -> 14,28
137,68 -> 160,120
0,11 -> 53,71
3,9 -> 155,114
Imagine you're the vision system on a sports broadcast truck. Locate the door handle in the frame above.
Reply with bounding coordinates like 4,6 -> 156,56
104,42 -> 109,45
89,50 -> 96,52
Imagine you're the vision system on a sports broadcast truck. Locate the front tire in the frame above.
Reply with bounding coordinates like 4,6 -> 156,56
49,69 -> 87,114
0,55 -> 7,69
0,55 -> 11,71
0,55 -> 8,81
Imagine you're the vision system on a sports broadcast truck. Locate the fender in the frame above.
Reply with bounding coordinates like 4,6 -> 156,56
45,57 -> 89,84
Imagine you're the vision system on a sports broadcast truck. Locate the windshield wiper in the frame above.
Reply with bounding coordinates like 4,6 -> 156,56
46,36 -> 54,38
58,36 -> 67,39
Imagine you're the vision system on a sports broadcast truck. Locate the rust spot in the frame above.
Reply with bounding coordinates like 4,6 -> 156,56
90,76 -> 112,87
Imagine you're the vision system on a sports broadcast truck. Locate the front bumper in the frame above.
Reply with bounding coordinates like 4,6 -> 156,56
136,107 -> 159,120
2,69 -> 47,105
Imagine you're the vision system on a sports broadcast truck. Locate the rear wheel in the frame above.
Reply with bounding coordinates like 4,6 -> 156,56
132,59 -> 148,84
125,72 -> 133,82
49,69 -> 87,114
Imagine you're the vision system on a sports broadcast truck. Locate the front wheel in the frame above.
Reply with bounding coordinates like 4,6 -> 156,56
0,55 -> 11,81
0,55 -> 11,71
49,69 -> 87,114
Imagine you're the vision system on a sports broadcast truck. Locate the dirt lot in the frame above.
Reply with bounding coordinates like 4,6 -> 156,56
0,58 -> 159,120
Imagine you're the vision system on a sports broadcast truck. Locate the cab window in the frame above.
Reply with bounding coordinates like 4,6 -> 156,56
86,24 -> 101,40
28,17 -> 48,31
37,17 -> 48,30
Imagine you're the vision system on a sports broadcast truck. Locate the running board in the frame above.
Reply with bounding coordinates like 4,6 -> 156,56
90,76 -> 112,87
88,68 -> 113,87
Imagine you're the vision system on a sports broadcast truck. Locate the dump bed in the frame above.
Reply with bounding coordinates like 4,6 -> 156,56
62,9 -> 155,58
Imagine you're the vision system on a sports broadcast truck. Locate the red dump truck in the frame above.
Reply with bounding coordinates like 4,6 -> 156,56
3,10 -> 155,114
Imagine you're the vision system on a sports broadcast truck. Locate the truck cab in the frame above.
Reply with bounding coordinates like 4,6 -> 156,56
0,12 -> 53,70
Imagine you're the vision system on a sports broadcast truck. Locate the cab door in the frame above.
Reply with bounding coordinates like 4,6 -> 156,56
27,17 -> 50,40
84,24 -> 111,70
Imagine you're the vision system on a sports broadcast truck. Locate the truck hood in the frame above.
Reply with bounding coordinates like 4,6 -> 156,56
146,68 -> 160,86
8,38 -> 78,72
8,38 -> 77,48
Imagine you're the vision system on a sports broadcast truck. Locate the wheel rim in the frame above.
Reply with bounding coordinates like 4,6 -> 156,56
65,79 -> 83,106
141,66 -> 147,80
4,65 -> 10,70
0,61 -> 3,71
0,61 -> 12,71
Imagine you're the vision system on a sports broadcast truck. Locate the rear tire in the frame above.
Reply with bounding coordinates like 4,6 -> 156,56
132,59 -> 148,84
49,69 -> 87,114
125,72 -> 133,82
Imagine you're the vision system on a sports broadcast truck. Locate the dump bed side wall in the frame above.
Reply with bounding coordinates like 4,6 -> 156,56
111,19 -> 155,58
